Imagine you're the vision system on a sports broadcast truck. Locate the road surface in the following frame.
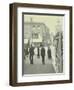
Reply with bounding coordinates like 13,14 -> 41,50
23,54 -> 55,74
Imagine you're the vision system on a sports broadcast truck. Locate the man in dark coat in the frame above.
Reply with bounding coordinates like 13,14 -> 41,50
47,47 -> 52,60
37,47 -> 40,58
29,45 -> 34,64
41,46 -> 45,64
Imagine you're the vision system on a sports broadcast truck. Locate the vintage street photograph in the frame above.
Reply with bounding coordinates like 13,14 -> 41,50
22,13 -> 64,75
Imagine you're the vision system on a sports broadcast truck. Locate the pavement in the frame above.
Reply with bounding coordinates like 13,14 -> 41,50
23,54 -> 56,74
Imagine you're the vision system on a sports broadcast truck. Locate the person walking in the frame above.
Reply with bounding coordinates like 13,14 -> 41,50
29,45 -> 34,64
41,46 -> 45,64
47,46 -> 52,60
24,46 -> 29,60
37,46 -> 40,58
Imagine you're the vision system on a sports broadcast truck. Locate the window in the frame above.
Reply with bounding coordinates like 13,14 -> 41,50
32,33 -> 38,39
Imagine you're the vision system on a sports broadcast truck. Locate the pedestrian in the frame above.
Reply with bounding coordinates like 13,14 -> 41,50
29,44 -> 34,64
37,46 -> 40,58
41,46 -> 45,64
25,47 -> 29,56
24,46 -> 29,60
47,46 -> 52,60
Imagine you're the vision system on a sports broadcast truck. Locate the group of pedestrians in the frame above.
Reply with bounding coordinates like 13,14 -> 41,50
24,45 -> 52,65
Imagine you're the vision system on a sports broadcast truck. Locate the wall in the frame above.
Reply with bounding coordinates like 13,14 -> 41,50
0,0 -> 74,90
